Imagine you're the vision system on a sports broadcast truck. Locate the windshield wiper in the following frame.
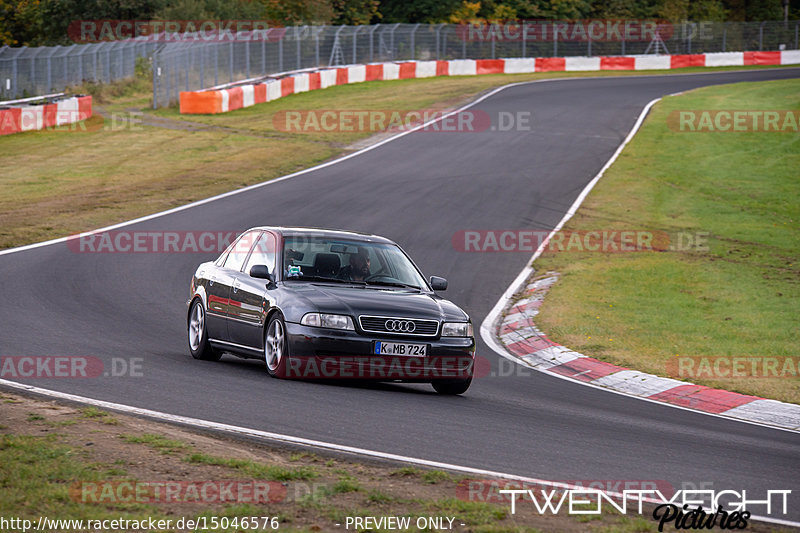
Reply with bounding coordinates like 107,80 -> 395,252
365,280 -> 421,290
286,275 -> 366,285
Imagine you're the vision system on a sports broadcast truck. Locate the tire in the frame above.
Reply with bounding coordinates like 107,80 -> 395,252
432,376 -> 472,395
264,314 -> 288,378
188,299 -> 222,361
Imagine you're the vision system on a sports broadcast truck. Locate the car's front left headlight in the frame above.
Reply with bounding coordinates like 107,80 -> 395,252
441,322 -> 473,337
300,313 -> 355,331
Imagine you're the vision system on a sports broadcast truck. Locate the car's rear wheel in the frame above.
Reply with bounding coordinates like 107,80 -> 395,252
432,376 -> 472,395
188,299 -> 221,361
265,314 -> 288,378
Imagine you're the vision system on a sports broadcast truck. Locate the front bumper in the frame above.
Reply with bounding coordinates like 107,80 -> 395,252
284,322 -> 475,381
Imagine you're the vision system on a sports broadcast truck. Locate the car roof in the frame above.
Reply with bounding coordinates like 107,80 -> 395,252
248,226 -> 397,245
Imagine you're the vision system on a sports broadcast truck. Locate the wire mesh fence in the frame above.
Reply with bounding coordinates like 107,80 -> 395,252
151,20 -> 800,108
0,41 -> 160,101
1,21 -> 798,106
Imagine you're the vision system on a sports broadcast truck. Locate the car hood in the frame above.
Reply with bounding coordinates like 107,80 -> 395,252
284,283 -> 469,322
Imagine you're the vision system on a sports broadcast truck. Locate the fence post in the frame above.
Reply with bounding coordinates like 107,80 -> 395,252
229,41 -> 233,82
152,49 -> 158,109
246,37 -> 250,79
759,21 -> 764,51
315,30 -> 320,67
296,26 -> 302,69
390,23 -> 400,59
186,45 -> 191,91
214,43 -> 219,86
262,34 -> 267,74
522,22 -> 526,57
370,24 -> 379,62
722,22 -> 727,52
491,23 -> 496,59
77,48 -> 83,86
278,34 -> 283,71
553,23 -> 558,57
412,23 -> 420,60
796,22 -> 799,49
11,52 -> 18,98
200,44 -> 205,88
353,26 -> 360,64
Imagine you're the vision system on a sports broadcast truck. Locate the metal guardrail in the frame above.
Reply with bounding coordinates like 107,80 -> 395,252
1,20 -> 798,106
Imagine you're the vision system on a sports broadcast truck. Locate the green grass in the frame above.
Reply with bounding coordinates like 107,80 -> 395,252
426,497 -> 507,523
1,63 -> 794,250
0,434 -> 159,519
184,452 -> 318,481
121,433 -> 189,454
533,78 -> 800,404
78,407 -> 120,425
421,469 -> 453,484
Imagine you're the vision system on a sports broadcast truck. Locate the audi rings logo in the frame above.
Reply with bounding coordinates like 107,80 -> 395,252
385,319 -> 416,333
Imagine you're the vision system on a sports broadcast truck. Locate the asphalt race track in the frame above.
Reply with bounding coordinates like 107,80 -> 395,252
2,69 -> 799,520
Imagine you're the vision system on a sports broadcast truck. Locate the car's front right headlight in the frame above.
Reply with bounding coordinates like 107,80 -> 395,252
300,313 -> 355,331
441,322 -> 473,337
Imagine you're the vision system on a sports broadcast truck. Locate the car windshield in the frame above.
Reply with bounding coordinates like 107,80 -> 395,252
282,236 -> 428,290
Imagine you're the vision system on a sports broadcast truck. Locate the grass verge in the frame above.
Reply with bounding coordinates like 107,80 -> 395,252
533,78 -> 799,404
7,390 -> 764,532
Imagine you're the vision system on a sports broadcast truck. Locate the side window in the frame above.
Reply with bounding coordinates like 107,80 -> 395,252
244,232 -> 277,275
223,231 -> 258,272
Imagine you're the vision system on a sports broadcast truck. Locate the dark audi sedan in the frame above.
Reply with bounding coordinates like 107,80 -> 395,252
187,227 -> 475,394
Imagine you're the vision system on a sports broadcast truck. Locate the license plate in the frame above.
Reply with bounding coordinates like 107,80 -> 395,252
374,341 -> 427,357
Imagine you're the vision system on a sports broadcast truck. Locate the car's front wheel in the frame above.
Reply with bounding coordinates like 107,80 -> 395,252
188,299 -> 222,361
432,376 -> 472,395
265,314 -> 288,378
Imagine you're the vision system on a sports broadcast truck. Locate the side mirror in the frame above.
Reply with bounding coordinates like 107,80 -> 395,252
250,265 -> 276,287
249,264 -> 270,279
430,276 -> 448,291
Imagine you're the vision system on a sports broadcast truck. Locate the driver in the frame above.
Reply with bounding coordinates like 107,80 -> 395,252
338,249 -> 370,281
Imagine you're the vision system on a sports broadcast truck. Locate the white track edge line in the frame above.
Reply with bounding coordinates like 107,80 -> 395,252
479,94 -> 800,436
1,378 -> 796,528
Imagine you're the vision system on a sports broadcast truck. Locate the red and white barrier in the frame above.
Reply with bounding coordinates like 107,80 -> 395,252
0,95 -> 93,136
497,275 -> 800,430
180,50 -> 800,114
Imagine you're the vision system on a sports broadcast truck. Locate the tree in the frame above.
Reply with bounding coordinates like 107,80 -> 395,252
0,0 -> 44,46
331,0 -> 380,24
260,0 -> 333,25
379,0 -> 464,23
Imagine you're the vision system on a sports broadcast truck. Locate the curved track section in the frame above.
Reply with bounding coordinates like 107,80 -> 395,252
2,70 -> 799,519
